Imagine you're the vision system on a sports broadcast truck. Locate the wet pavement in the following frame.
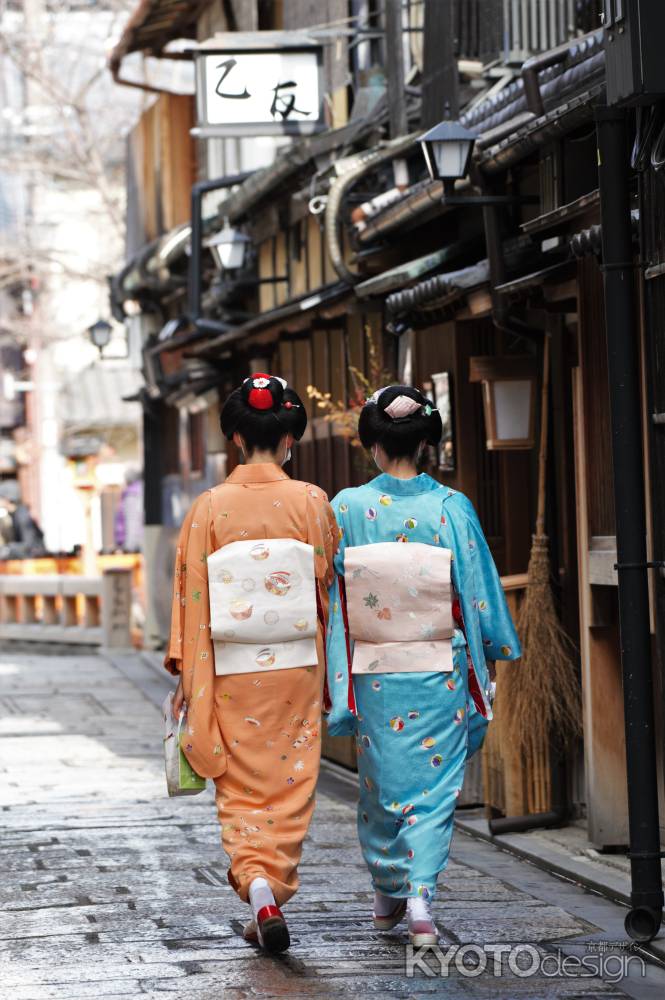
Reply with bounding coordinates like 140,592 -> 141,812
1,648 -> 663,999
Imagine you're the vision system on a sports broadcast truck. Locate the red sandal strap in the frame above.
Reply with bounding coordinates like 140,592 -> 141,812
257,904 -> 284,924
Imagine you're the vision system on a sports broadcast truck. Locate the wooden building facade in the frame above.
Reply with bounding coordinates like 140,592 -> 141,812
108,0 -> 664,849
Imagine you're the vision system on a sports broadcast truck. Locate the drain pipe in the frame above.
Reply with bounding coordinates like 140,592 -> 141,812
324,132 -> 420,284
188,172 -> 254,337
595,106 -> 664,944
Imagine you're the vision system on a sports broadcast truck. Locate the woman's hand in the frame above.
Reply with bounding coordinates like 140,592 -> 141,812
172,676 -> 186,720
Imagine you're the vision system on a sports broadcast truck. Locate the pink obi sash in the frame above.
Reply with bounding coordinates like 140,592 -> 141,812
343,542 -> 454,674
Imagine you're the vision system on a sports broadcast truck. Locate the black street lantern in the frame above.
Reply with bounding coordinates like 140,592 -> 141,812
419,119 -> 537,209
87,319 -> 113,356
207,223 -> 250,272
420,119 -> 478,193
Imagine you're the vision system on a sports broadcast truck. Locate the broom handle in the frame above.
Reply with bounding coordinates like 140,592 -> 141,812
536,334 -> 550,537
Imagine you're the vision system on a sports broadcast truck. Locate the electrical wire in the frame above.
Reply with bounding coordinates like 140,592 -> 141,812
650,115 -> 665,182
633,105 -> 662,172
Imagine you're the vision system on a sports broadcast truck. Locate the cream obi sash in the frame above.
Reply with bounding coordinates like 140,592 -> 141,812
208,538 -> 318,675
344,541 -> 454,674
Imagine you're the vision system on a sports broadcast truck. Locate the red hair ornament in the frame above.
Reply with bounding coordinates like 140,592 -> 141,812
247,374 -> 274,411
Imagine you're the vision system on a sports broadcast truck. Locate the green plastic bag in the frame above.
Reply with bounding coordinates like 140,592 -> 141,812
163,693 -> 206,796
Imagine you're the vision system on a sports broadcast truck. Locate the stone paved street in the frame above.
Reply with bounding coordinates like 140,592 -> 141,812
1,649 -> 664,999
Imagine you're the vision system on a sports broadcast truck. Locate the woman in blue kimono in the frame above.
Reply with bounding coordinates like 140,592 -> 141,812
325,384 -> 520,946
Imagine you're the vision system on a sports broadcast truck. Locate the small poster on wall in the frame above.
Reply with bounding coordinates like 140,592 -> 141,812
423,371 -> 455,472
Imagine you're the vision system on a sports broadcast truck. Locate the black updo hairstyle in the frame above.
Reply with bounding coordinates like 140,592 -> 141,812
358,384 -> 442,459
220,374 -> 307,453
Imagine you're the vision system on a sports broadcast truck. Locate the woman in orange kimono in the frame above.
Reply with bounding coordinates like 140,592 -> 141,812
165,374 -> 337,953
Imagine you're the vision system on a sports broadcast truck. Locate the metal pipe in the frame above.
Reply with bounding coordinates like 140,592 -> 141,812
489,810 -> 564,835
188,172 -> 253,325
489,751 -> 568,835
595,105 -> 664,944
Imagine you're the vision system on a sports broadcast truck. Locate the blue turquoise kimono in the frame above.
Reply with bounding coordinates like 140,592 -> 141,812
325,473 -> 520,900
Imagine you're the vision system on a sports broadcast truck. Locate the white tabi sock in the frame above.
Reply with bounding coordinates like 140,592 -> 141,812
407,896 -> 433,922
374,890 -> 401,916
248,876 -> 275,916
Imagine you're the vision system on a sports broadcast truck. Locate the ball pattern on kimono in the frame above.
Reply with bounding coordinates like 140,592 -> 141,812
407,849 -> 415,859
404,517 -> 418,529
361,735 -> 371,748
379,494 -> 392,506
395,533 -> 409,543
418,885 -> 431,899
230,600 -> 253,620
366,507 -> 377,521
406,815 -> 417,826
402,803 -> 414,815
255,648 -> 275,668
265,571 -> 292,596
431,754 -> 443,768
501,644 -> 512,656
408,710 -> 420,720
339,502 -> 349,513
371,680 -> 381,691
389,716 -> 404,732
454,707 -> 465,724
446,678 -> 456,691
250,542 -> 270,560
421,736 -> 435,749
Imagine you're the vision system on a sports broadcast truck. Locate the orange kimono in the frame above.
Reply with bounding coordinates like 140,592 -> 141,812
165,463 -> 337,905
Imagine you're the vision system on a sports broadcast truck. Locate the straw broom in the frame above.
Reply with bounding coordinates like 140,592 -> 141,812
510,334 -> 581,754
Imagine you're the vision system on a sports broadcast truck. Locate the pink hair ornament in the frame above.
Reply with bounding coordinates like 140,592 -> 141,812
383,395 -> 423,420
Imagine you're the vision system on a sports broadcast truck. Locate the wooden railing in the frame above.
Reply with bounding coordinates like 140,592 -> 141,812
0,568 -> 132,648
454,0 -> 603,62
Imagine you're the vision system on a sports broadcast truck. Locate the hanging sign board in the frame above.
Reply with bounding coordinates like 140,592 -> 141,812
193,32 -> 324,138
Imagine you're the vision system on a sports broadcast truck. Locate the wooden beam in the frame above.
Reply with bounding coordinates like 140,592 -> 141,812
385,0 -> 407,139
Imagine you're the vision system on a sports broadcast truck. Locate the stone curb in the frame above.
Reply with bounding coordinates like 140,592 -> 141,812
454,815 -> 665,967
